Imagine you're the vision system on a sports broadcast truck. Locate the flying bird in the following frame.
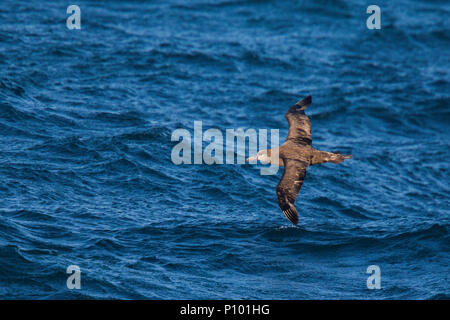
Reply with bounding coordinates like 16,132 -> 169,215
246,96 -> 352,225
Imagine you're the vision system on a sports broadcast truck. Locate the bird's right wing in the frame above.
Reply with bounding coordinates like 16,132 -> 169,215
276,159 -> 308,225
284,95 -> 312,145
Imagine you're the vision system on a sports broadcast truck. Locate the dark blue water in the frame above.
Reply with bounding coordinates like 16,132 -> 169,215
1,0 -> 449,299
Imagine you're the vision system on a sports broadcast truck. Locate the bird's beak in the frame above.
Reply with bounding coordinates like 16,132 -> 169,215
246,155 -> 257,163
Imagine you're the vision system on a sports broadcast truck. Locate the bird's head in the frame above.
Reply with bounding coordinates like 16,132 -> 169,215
246,149 -> 271,164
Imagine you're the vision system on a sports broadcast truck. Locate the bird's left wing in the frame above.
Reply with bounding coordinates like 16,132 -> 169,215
275,159 -> 308,225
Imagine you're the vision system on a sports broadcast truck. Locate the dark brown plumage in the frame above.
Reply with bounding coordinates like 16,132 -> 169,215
247,95 -> 352,225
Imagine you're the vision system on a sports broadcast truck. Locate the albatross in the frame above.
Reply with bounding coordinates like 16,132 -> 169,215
246,95 -> 352,225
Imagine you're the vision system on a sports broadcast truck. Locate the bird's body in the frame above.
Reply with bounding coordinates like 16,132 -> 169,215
246,95 -> 352,225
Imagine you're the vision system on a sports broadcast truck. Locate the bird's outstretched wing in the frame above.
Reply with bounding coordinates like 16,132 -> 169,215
285,95 -> 312,145
276,159 -> 308,225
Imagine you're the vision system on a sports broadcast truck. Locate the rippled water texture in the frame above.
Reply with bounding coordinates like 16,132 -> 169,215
0,0 -> 449,299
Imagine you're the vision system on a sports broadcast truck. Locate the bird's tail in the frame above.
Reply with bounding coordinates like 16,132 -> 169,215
293,95 -> 312,110
330,153 -> 352,164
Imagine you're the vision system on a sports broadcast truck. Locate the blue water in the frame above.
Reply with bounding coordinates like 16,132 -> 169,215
0,0 -> 449,299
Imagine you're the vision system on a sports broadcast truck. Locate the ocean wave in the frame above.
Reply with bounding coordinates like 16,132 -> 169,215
0,0 -> 448,299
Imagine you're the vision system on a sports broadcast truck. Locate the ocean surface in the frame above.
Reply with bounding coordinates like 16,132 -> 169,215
0,0 -> 449,299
